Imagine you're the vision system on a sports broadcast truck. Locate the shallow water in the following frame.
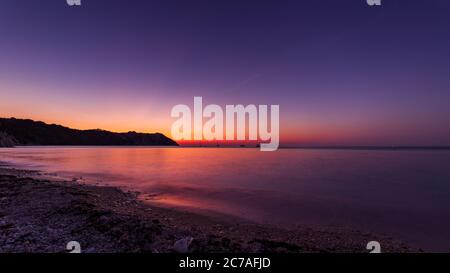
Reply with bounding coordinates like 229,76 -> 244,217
1,146 -> 450,251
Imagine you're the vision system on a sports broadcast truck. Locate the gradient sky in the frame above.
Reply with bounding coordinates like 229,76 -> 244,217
1,0 -> 450,146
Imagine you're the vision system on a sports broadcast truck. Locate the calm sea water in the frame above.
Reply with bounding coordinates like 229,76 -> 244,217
1,147 -> 450,251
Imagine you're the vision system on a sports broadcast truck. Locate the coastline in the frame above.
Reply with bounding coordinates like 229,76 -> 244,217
0,166 -> 414,253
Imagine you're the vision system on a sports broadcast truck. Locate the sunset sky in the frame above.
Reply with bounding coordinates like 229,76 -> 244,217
1,0 -> 450,146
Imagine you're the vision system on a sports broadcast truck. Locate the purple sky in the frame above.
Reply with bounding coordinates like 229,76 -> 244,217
1,0 -> 449,145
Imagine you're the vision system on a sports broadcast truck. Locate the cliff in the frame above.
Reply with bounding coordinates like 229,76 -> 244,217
0,118 -> 178,146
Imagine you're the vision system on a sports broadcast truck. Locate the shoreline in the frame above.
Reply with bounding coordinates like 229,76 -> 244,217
0,166 -> 415,253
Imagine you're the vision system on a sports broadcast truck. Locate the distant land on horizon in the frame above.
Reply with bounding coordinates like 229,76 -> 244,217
180,143 -> 450,150
0,117 -> 178,147
1,117 -> 449,150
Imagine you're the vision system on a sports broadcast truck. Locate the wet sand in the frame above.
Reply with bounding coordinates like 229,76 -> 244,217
0,166 -> 415,253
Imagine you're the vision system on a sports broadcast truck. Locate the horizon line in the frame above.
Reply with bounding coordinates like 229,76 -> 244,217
3,117 -> 450,149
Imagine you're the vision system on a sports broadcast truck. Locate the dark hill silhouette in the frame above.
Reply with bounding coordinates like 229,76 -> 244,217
0,118 -> 178,147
